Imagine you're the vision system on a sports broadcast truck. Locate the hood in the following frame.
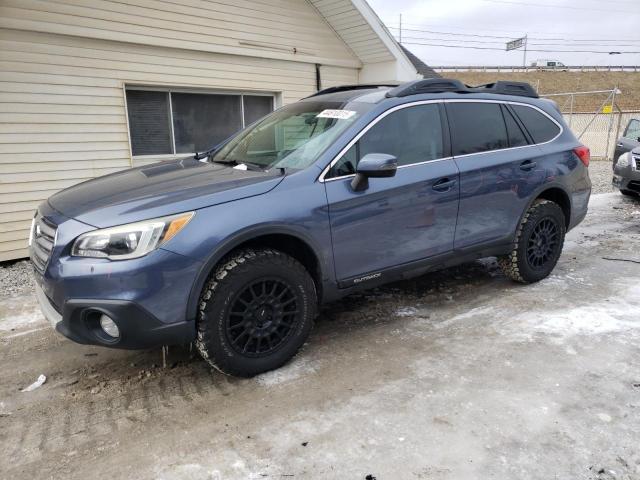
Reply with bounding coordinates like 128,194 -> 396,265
48,158 -> 285,227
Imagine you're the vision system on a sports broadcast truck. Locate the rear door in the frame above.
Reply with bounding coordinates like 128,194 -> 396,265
324,103 -> 460,282
614,118 -> 640,163
447,101 -> 546,249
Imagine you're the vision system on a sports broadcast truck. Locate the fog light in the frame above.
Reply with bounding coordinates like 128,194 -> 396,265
99,314 -> 120,338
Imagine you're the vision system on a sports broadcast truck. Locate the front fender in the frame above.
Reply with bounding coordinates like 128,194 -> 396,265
160,176 -> 332,323
182,224 -> 328,322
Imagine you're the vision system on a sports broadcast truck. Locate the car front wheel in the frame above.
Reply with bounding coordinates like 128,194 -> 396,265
499,199 -> 566,284
196,248 -> 316,377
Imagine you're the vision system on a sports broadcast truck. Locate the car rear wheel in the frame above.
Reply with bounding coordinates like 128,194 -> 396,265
499,199 -> 566,284
196,248 -> 316,377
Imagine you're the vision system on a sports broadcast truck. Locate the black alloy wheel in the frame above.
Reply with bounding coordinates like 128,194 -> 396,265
226,278 -> 299,357
526,217 -> 560,270
196,248 -> 316,377
499,199 -> 566,284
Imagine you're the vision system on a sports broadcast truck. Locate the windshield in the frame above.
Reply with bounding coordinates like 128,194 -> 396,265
211,100 -> 369,170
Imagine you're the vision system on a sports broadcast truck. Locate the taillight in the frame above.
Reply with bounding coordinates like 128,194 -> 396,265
573,145 -> 590,167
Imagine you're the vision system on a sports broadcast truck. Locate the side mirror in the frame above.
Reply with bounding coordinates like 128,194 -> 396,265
350,153 -> 397,192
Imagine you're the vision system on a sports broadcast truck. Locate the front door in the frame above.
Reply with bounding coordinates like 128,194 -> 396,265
323,103 -> 460,283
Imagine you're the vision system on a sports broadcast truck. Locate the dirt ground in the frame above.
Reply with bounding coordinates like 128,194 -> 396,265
1,192 -> 640,480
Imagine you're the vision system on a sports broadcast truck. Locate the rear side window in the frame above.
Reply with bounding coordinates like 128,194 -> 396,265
512,105 -> 561,144
502,105 -> 529,148
447,102 -> 509,155
327,103 -> 444,178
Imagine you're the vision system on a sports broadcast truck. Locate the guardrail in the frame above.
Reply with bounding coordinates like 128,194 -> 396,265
433,65 -> 640,72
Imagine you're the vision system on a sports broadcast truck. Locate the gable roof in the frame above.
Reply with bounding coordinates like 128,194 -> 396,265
400,45 -> 441,78
309,0 -> 421,81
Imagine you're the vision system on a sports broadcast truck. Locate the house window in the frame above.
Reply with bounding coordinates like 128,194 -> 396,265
125,88 -> 275,156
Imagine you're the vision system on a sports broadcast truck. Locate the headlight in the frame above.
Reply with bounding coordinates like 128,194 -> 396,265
71,212 -> 194,260
617,152 -> 630,168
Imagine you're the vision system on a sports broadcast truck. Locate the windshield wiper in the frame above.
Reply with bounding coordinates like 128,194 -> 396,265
194,147 -> 220,160
210,158 -> 265,171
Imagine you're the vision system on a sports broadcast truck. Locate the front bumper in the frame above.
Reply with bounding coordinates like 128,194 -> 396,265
613,174 -> 640,193
613,156 -> 640,193
35,282 -> 62,329
35,281 -> 193,348
32,202 -> 203,349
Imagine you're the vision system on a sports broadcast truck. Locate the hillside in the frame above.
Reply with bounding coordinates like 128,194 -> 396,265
445,71 -> 640,112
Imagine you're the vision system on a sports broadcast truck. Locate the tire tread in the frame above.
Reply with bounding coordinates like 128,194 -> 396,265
195,248 -> 315,376
499,199 -> 564,284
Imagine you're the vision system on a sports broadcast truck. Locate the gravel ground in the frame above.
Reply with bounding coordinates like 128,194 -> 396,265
0,160 -> 619,299
0,260 -> 33,298
589,159 -> 616,194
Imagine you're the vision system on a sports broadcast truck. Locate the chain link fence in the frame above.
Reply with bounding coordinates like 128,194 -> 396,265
540,88 -> 639,160
563,111 -> 639,159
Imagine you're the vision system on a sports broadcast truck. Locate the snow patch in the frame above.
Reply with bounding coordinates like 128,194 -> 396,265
256,357 -> 318,387
528,274 -> 573,291
429,306 -> 496,330
587,192 -> 619,207
395,306 -> 419,317
519,284 -> 640,337
597,413 -> 612,422
4,327 -> 49,339
0,309 -> 44,332
155,463 -> 222,480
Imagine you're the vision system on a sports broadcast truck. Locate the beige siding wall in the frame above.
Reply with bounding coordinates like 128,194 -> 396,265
320,65 -> 359,88
0,0 -> 360,67
0,1 -> 361,261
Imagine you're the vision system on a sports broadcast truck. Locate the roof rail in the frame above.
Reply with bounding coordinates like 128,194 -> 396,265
386,78 -> 468,97
386,78 -> 539,99
307,84 -> 399,98
468,81 -> 539,98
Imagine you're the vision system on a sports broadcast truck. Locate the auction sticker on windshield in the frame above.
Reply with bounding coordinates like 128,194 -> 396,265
316,109 -> 357,120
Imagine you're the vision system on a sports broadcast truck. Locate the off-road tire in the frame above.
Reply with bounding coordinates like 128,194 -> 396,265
196,248 -> 316,377
498,199 -> 566,284
620,189 -> 639,198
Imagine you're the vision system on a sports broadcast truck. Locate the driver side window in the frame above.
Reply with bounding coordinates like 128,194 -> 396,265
327,103 -> 444,179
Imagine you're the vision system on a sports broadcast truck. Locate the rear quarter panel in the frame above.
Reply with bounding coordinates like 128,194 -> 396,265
535,133 -> 591,230
520,99 -> 591,230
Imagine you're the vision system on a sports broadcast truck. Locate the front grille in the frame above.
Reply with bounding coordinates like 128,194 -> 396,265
634,155 -> 640,170
30,214 -> 57,274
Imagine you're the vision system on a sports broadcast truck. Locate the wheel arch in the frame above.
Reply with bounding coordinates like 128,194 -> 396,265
520,184 -> 572,230
534,186 -> 572,229
186,227 -> 325,322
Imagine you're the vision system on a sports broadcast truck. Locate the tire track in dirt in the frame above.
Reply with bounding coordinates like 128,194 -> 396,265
2,366 -> 228,471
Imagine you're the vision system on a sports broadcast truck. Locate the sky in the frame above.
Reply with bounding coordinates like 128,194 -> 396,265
367,0 -> 640,67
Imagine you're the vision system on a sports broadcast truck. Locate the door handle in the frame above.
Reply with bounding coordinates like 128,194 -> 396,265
617,143 -> 624,147
432,178 -> 456,192
519,160 -> 537,171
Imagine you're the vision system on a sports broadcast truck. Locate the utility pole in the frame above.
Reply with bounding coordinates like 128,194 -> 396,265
399,13 -> 402,43
523,34 -> 528,67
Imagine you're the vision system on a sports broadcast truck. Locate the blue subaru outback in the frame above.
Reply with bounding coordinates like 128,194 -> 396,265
30,79 -> 591,376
